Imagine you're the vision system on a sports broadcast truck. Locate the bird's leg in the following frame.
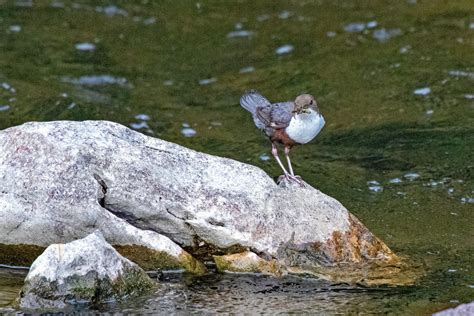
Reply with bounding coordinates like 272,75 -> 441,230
271,143 -> 290,176
273,144 -> 304,187
284,146 -> 295,176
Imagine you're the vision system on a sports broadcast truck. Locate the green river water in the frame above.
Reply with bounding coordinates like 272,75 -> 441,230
0,0 -> 473,314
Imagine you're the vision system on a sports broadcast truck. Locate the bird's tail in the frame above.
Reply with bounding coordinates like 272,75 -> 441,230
240,90 -> 270,114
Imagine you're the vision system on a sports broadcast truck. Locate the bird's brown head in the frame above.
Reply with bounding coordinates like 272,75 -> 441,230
293,94 -> 318,114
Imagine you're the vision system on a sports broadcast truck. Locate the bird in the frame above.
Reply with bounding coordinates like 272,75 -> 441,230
240,90 -> 325,185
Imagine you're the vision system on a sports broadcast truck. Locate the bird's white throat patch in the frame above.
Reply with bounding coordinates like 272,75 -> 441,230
285,109 -> 325,144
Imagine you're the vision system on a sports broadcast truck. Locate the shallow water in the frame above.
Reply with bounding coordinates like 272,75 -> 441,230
0,0 -> 473,314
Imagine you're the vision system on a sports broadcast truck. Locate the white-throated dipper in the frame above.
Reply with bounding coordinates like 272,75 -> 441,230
240,90 -> 325,184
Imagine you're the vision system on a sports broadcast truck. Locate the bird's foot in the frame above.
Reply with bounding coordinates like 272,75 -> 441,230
277,174 -> 305,187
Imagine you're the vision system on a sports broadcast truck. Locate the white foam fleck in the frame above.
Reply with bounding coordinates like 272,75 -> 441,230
367,180 -> 380,185
368,185 -> 383,193
279,11 -> 292,19
326,31 -> 337,38
143,17 -> 157,25
163,80 -> 174,86
135,114 -> 150,121
276,44 -> 294,55
61,75 -> 130,87
181,127 -> 197,137
366,21 -> 378,28
414,87 -> 431,95
449,70 -> 474,79
461,197 -> 474,204
0,105 -> 11,111
75,42 -> 96,51
239,66 -> 255,74
464,94 -> 474,99
259,154 -> 271,161
9,25 -> 22,33
400,45 -> 411,54
344,22 -> 365,33
199,78 -> 217,85
426,109 -> 434,115
389,178 -> 402,184
130,121 -> 149,130
404,172 -> 420,180
227,30 -> 254,38
373,28 -> 402,43
257,14 -> 270,22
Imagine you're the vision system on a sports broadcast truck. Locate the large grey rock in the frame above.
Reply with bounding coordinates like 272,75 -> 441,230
0,121 -> 409,284
434,302 -> 474,316
18,231 -> 155,310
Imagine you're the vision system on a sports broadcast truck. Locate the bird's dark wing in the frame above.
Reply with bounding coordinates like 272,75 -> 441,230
256,101 -> 294,129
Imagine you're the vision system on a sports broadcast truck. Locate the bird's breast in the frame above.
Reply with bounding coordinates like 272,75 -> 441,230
285,112 -> 325,144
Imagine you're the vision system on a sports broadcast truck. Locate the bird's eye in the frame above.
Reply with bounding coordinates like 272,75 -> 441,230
309,100 -> 314,105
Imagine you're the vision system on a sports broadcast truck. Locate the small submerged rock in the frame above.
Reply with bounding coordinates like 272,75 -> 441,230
18,231 -> 155,310
276,44 -> 294,55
